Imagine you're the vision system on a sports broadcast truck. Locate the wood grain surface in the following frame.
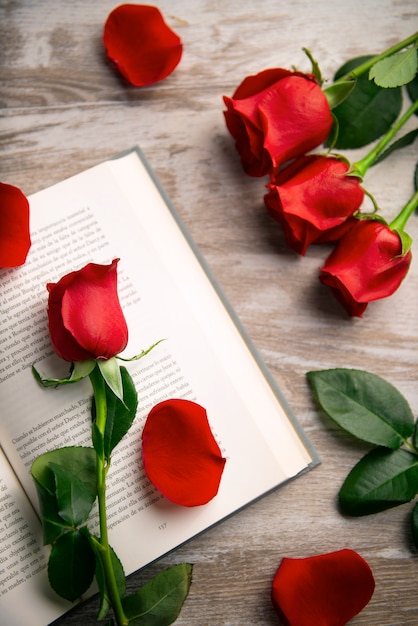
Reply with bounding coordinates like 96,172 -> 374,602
1,2 -> 418,624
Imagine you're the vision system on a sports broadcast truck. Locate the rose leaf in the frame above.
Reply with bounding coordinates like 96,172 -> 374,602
307,368 -> 415,448
339,447 -> 418,515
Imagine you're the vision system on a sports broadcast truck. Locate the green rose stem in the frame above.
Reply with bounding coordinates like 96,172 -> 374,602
335,31 -> 418,83
89,365 -> 129,626
390,189 -> 418,232
351,98 -> 418,179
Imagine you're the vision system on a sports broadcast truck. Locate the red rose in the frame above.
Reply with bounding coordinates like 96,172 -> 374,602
0,182 -> 31,267
103,4 -> 183,87
319,219 -> 412,317
271,549 -> 375,626
47,259 -> 128,361
142,399 -> 226,507
264,155 -> 364,255
223,69 -> 333,177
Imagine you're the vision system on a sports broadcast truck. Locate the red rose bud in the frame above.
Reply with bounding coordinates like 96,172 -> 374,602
47,259 -> 128,361
265,155 -> 364,255
319,219 -> 412,317
142,399 -> 226,507
103,4 -> 183,87
0,182 -> 31,267
223,69 -> 332,177
271,549 -> 375,626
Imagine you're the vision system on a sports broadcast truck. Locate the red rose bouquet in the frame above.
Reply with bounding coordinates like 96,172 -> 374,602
224,33 -> 418,317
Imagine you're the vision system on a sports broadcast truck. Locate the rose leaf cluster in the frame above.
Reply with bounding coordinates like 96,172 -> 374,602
307,368 -> 418,548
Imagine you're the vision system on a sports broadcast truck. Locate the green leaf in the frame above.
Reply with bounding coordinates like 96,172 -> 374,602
406,73 -> 418,108
372,128 -> 418,166
48,528 -> 96,602
413,420 -> 418,449
30,481 -> 70,544
327,55 -> 402,148
411,501 -> 418,549
98,357 -> 124,402
369,48 -> 418,88
122,563 -> 192,625
104,366 -> 138,457
49,462 -> 96,526
88,533 -> 127,621
339,447 -> 418,515
31,447 -> 97,543
307,369 -> 415,448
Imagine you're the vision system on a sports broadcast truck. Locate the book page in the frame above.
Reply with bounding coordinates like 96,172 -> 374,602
0,448 -> 73,626
0,148 -> 316,620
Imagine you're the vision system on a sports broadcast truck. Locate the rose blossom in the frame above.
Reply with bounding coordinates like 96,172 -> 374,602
142,398 -> 226,506
223,69 -> 333,177
319,219 -> 412,317
103,4 -> 183,87
271,549 -> 375,626
0,182 -> 31,267
264,155 -> 364,255
47,259 -> 128,361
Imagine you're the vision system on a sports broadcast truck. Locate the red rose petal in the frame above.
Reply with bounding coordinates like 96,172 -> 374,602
142,399 -> 226,507
271,549 -> 375,626
103,4 -> 183,87
0,182 -> 31,267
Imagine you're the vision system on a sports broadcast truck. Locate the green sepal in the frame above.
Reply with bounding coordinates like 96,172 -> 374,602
117,339 -> 166,362
393,228 -> 413,257
31,447 -> 97,544
89,533 -> 127,621
323,80 -> 356,109
369,47 -> 418,88
48,527 -> 96,602
307,368 -> 415,449
98,357 -> 124,402
411,501 -> 418,549
32,359 -> 96,387
339,447 -> 418,516
49,461 -> 96,527
122,563 -> 193,625
103,366 -> 138,457
327,55 -> 402,149
302,47 -> 323,85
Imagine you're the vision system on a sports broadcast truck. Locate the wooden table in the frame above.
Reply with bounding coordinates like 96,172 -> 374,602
2,1 -> 418,624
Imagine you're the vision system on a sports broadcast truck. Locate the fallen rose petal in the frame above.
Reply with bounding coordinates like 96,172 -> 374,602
0,182 -> 31,267
103,4 -> 183,87
271,549 -> 375,626
142,399 -> 226,506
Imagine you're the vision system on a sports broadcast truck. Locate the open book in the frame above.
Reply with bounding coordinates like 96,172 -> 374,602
0,147 -> 318,625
